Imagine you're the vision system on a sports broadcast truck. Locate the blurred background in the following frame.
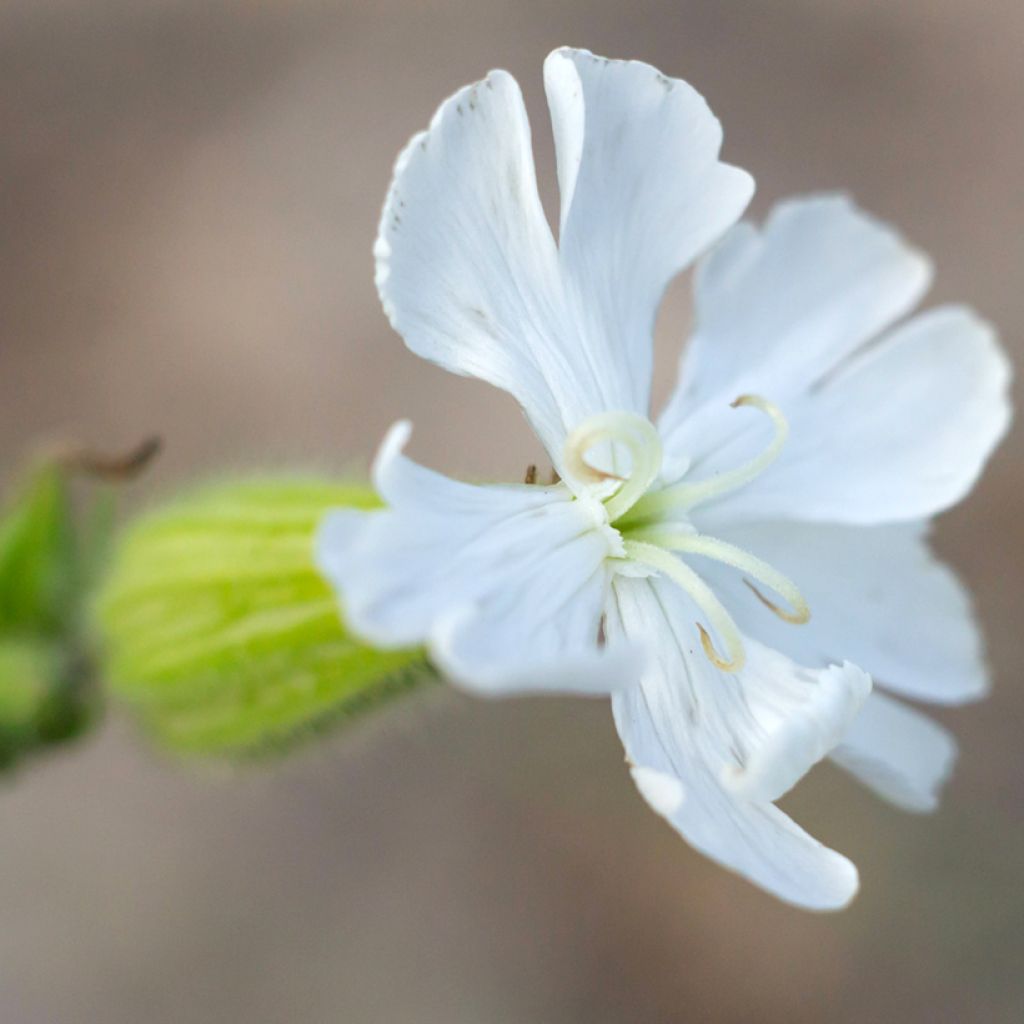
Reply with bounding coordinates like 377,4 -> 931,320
1,1 -> 1022,1021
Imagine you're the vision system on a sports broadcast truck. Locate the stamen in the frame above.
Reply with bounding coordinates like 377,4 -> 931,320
624,540 -> 746,672
627,395 -> 788,521
632,530 -> 810,625
744,580 -> 808,625
696,625 -> 736,672
563,412 -> 662,522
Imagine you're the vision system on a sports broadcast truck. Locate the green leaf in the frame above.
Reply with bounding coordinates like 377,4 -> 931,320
0,465 -> 79,636
0,637 -> 58,766
0,464 -> 99,771
0,636 -> 94,762
96,477 -> 430,758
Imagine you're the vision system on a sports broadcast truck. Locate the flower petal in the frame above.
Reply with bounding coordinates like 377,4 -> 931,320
830,692 -> 957,813
722,658 -> 871,805
376,53 -> 753,464
316,422 -> 636,697
696,519 -> 988,705
608,575 -> 868,909
662,195 -> 931,441
660,197 -> 1011,522
375,69 -> 589,459
544,48 -> 753,414
714,307 -> 1010,524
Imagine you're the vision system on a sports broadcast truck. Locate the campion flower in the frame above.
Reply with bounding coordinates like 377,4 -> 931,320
318,48 -> 1011,909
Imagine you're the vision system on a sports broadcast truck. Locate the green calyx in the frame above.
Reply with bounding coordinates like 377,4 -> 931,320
96,477 -> 429,758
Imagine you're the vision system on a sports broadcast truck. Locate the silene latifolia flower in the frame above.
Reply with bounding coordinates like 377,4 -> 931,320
318,48 -> 1011,909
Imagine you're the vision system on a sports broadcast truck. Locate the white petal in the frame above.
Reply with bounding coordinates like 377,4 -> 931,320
316,422 -> 635,697
660,196 -> 1011,524
662,194 -> 931,443
697,520 -> 989,705
609,575 -> 866,910
723,660 -> 871,804
630,765 -> 685,816
376,54 -> 753,464
544,48 -> 753,414
830,692 -> 957,813
712,306 -> 1011,524
375,69 -> 585,459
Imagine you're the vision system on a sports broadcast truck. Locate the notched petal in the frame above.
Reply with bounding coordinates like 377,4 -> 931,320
723,661 -> 872,804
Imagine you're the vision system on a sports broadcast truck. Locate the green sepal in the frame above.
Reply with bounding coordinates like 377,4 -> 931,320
96,477 -> 430,758
0,464 -> 98,769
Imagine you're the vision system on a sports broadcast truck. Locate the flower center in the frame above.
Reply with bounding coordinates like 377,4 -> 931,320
562,398 -> 809,673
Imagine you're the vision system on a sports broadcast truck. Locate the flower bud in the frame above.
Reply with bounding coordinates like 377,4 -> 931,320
96,477 -> 428,757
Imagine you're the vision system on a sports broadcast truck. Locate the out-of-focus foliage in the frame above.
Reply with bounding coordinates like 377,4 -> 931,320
0,464 -> 101,769
97,478 -> 428,758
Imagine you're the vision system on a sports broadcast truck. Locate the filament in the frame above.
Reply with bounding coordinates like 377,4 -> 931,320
631,530 -> 810,625
624,540 -> 746,672
627,396 -> 788,522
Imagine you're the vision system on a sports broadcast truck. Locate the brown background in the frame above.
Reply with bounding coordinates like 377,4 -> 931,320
1,1 -> 1022,1021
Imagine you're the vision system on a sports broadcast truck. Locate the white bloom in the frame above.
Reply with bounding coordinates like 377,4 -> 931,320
318,48 -> 1011,909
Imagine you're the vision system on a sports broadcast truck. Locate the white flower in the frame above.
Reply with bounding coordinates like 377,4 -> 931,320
318,48 -> 1011,909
